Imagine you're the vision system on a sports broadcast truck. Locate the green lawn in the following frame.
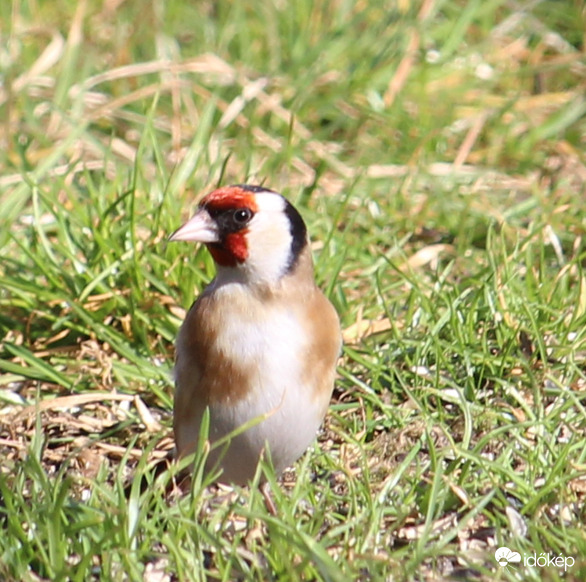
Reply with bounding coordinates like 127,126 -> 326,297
1,0 -> 585,580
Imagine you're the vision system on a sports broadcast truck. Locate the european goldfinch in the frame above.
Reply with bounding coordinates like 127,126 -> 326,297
170,184 -> 341,484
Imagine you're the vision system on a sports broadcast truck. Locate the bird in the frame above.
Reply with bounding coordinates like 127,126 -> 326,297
169,184 -> 341,485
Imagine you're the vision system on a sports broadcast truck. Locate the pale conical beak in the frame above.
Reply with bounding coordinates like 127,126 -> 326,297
169,209 -> 220,243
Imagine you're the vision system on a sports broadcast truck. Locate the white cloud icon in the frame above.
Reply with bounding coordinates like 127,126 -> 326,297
495,547 -> 522,567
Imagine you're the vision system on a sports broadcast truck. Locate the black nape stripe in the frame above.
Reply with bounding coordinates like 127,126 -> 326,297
283,199 -> 308,274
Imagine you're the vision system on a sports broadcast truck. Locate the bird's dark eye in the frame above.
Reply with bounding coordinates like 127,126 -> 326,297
210,206 -> 254,235
233,208 -> 253,225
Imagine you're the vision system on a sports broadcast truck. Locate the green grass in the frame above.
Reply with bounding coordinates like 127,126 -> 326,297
1,0 -> 586,580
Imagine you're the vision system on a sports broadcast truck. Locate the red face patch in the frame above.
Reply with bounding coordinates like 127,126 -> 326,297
208,232 -> 249,266
200,186 -> 259,214
200,186 -> 259,267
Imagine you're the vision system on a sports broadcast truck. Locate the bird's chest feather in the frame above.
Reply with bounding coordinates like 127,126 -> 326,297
176,286 -> 309,408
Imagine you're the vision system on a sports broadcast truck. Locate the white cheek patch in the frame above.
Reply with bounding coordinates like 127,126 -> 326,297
243,194 -> 294,284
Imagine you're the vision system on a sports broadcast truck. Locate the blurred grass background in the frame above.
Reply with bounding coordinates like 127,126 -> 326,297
1,0 -> 585,580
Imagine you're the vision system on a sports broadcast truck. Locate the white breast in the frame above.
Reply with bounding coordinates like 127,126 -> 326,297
206,296 -> 323,482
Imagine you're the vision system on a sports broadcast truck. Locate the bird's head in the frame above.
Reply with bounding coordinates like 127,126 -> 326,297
170,185 -> 310,287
